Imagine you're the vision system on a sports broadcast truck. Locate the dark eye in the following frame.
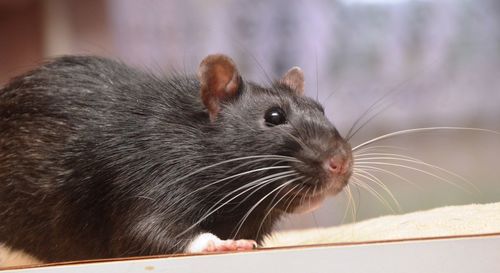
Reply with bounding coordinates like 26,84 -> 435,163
264,106 -> 287,126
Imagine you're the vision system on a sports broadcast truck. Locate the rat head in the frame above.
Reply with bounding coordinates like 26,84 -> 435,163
198,54 -> 353,214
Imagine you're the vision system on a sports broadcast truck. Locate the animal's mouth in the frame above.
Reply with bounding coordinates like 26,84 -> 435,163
291,192 -> 328,214
277,176 -> 349,214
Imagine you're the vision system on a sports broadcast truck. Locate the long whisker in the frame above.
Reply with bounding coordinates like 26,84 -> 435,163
355,155 -> 478,192
284,183 -> 307,213
345,58 -> 443,140
218,171 -> 299,208
187,155 -> 299,176
231,172 -> 300,208
348,179 -> 370,222
153,155 -> 299,192
346,81 -> 410,140
353,127 -> 500,151
220,157 -> 295,176
353,170 -> 401,211
298,187 -> 311,210
354,152 -> 423,160
174,170 -> 297,212
353,145 -> 409,155
310,184 -> 318,208
254,183 -> 302,240
351,173 -> 397,213
354,165 -> 421,189
232,178 -> 302,239
177,166 -> 294,204
341,184 -> 357,223
347,101 -> 394,141
175,172 -> 297,238
355,161 -> 472,193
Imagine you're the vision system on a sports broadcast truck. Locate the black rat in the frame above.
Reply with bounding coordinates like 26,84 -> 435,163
0,54 -> 352,263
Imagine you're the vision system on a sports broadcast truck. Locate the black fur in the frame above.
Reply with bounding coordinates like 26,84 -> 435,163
0,56 -> 351,262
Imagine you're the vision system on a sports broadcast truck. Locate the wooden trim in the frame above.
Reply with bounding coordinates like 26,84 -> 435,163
3,231 -> 499,271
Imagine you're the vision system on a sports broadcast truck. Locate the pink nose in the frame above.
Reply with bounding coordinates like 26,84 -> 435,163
326,155 -> 348,175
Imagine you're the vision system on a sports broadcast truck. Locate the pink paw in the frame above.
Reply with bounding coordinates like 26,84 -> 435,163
186,233 -> 257,253
204,239 -> 256,252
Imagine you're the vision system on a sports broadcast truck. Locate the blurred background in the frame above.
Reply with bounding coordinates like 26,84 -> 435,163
1,0 -> 499,230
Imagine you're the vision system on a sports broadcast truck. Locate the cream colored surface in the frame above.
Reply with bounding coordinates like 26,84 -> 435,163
264,202 -> 500,247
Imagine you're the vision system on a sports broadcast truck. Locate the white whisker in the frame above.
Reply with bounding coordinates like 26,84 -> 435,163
282,181 -> 308,217
233,172 -> 301,206
176,172 -> 297,238
341,184 -> 357,223
354,165 -> 421,189
354,152 -> 422,161
255,183 -> 302,239
355,161 -> 473,193
353,127 -> 500,151
353,145 -> 408,155
161,155 -> 300,190
351,173 -> 397,213
232,178 -> 302,238
354,155 -> 478,192
353,169 -> 401,211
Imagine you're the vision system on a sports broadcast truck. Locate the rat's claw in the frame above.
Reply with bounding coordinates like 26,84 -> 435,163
235,239 -> 257,250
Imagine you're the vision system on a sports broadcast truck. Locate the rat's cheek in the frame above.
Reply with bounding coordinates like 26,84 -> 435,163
185,233 -> 257,253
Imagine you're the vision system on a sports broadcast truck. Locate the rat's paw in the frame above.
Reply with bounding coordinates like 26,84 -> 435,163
205,239 -> 256,252
186,233 -> 257,253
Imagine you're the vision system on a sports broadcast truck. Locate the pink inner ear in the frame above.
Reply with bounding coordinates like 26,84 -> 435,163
281,66 -> 305,96
198,54 -> 241,122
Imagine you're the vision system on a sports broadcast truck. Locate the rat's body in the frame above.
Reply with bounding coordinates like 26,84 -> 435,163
0,55 -> 352,263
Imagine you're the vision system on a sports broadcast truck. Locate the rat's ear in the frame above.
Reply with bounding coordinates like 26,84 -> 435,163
198,54 -> 241,122
280,66 -> 304,96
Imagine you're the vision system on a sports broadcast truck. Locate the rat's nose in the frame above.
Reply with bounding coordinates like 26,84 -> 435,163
325,155 -> 350,175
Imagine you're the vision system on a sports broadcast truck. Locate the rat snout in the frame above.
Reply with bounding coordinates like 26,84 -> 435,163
325,154 -> 350,175
321,145 -> 353,196
323,142 -> 353,179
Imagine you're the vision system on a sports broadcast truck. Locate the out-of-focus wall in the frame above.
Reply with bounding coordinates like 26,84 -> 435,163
1,0 -> 499,229
0,0 -> 43,84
